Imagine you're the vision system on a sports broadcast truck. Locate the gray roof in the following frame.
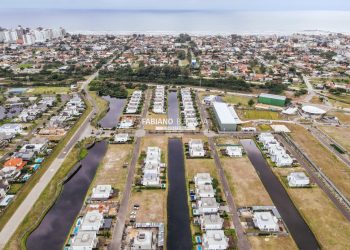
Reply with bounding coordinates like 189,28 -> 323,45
213,102 -> 241,125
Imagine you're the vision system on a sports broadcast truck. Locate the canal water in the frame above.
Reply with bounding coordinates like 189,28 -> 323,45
167,91 -> 180,127
167,138 -> 192,250
240,139 -> 320,250
26,141 -> 108,250
98,96 -> 126,129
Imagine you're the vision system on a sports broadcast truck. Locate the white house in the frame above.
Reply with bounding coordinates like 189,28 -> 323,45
189,139 -> 205,157
194,173 -> 212,186
70,231 -> 98,250
91,185 -> 112,200
202,230 -> 229,250
131,230 -> 154,250
118,118 -> 134,129
114,133 -> 129,143
0,124 -> 23,134
196,184 -> 215,198
253,211 -> 279,232
80,210 -> 104,231
225,146 -> 242,157
197,197 -> 220,215
287,172 -> 310,187
200,214 -> 224,231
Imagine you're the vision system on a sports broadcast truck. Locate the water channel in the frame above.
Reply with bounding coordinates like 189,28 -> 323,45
26,141 -> 108,250
167,138 -> 192,250
167,91 -> 180,127
98,96 -> 126,129
240,139 -> 320,250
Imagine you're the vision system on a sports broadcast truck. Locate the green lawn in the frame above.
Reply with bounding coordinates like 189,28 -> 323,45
222,95 -> 256,107
239,109 -> 282,120
8,183 -> 24,194
17,63 -> 33,69
26,86 -> 70,95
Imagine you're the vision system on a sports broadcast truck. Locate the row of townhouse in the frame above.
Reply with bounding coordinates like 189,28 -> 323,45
141,147 -> 166,187
193,173 -> 229,250
180,88 -> 198,128
126,90 -> 143,114
18,96 -> 56,122
152,85 -> 166,114
258,133 -> 293,167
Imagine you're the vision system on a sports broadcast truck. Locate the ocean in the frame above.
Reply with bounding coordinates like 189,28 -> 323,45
1,9 -> 350,35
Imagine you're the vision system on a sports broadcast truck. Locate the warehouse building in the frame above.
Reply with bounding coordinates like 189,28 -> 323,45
212,102 -> 241,131
258,93 -> 286,107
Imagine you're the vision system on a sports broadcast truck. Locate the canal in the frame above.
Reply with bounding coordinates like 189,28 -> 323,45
240,139 -> 319,250
26,141 -> 108,250
98,96 -> 126,129
167,138 -> 192,250
167,91 -> 180,127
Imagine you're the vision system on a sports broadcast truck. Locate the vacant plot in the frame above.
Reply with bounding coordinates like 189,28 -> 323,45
239,109 -> 282,120
27,86 -> 70,95
288,124 -> 350,200
248,236 -> 297,250
221,156 -> 273,207
144,112 -> 168,130
319,126 -> 350,152
127,190 -> 166,223
222,95 -> 256,107
272,167 -> 350,249
90,144 -> 132,202
328,111 -> 350,125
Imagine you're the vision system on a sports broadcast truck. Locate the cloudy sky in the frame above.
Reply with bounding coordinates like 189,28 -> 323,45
2,0 -> 350,10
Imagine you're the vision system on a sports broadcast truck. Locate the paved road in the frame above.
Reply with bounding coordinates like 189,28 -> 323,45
108,90 -> 151,250
0,69 -> 101,248
303,74 -> 316,103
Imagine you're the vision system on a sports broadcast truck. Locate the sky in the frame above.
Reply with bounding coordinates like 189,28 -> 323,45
2,0 -> 350,11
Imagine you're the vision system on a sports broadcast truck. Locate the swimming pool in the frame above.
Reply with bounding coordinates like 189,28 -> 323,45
195,235 -> 202,243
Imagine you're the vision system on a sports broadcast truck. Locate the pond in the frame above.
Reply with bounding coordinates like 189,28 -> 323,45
98,96 -> 126,129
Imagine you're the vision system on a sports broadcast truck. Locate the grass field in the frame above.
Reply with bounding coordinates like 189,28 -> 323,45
222,95 -> 257,107
248,236 -> 297,250
89,144 -> 133,202
328,111 -> 350,125
89,91 -> 108,126
143,112 -> 168,130
319,126 -> 350,152
26,86 -> 70,95
127,190 -> 167,223
239,109 -> 282,120
221,156 -> 273,207
272,167 -> 350,249
288,124 -> 350,200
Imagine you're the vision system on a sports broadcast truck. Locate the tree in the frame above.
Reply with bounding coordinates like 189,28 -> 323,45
248,99 -> 255,107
